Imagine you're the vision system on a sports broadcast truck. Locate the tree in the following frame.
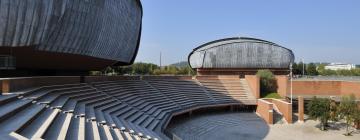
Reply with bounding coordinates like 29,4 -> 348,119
354,107 -> 360,129
306,63 -> 318,76
292,62 -> 302,75
320,69 -> 337,76
297,62 -> 306,75
338,94 -> 358,136
307,96 -> 331,130
317,64 -> 326,75
329,99 -> 338,122
256,70 -> 278,97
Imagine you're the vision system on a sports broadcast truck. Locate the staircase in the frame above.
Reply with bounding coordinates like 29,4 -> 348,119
196,76 -> 256,105
272,105 -> 286,124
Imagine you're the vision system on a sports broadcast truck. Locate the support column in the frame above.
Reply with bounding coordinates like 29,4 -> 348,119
298,96 -> 304,122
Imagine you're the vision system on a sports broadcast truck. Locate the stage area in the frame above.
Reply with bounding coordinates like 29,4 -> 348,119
167,112 -> 360,140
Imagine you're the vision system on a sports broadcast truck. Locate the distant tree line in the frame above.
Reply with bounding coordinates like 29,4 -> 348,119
90,62 -> 196,76
292,62 -> 360,76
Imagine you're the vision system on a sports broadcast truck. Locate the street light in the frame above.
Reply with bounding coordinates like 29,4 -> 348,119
290,63 -> 293,104
302,58 -> 305,76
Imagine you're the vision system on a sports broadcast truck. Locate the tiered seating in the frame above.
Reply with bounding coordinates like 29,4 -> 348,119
0,76 -> 256,140
91,80 -> 178,138
196,76 -> 256,104
144,77 -> 214,109
0,83 -> 155,140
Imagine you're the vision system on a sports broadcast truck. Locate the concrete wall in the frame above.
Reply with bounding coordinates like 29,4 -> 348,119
272,99 -> 292,123
256,99 -> 273,124
245,75 -> 260,99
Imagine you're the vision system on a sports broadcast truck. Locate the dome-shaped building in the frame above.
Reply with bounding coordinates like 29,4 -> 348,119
188,37 -> 295,76
0,0 -> 142,75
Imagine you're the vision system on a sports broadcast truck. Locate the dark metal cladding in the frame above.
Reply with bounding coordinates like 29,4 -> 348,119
188,37 -> 295,69
0,0 -> 142,69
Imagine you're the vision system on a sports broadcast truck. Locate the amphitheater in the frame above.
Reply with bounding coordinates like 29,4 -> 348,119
0,75 -> 258,140
1,0 -> 360,140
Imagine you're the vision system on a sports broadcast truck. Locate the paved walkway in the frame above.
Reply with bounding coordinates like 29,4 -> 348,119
167,112 -> 360,140
266,120 -> 360,140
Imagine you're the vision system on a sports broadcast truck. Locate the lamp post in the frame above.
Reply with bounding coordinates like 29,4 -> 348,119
290,63 -> 293,104
302,58 -> 305,76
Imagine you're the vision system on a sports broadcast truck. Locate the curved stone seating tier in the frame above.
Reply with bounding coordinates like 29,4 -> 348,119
0,77 -> 256,140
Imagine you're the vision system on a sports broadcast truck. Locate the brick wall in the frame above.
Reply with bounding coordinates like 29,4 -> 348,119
245,75 -> 260,99
275,76 -> 289,97
256,99 -> 273,124
272,99 -> 292,123
292,81 -> 342,96
291,80 -> 360,98
340,81 -> 360,97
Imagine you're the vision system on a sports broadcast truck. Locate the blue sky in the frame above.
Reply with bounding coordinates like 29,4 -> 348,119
135,0 -> 360,65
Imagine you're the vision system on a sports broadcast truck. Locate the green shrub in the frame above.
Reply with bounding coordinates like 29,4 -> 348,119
256,70 -> 278,97
263,93 -> 282,99
338,94 -> 358,136
307,96 -> 331,130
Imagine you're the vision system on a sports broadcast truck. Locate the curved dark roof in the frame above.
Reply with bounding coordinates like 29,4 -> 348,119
0,0 -> 143,70
188,37 -> 295,69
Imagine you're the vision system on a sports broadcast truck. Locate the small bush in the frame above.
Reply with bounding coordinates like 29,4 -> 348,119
307,96 -> 331,130
338,94 -> 358,136
263,93 -> 282,99
256,70 -> 278,97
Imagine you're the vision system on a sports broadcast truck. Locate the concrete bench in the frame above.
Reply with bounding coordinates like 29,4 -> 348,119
148,119 -> 160,131
134,114 -> 149,125
37,88 -> 95,105
114,107 -> 133,117
22,85 -> 89,100
127,111 -> 145,123
106,104 -> 129,115
43,112 -> 73,140
120,109 -> 137,120
51,91 -> 99,109
0,99 -> 33,121
0,104 -> 46,134
0,94 -> 18,106
19,108 -> 60,139
99,124 -> 115,140
88,119 -> 101,140
65,114 -> 85,140
141,117 -> 155,128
